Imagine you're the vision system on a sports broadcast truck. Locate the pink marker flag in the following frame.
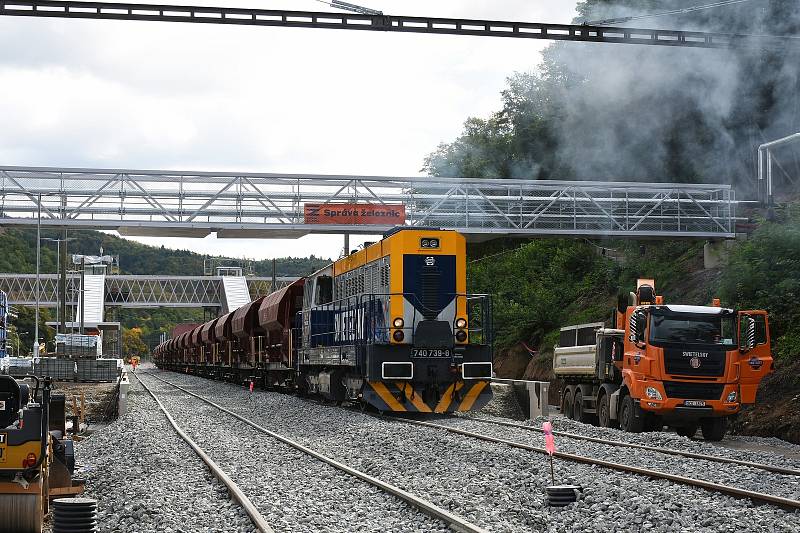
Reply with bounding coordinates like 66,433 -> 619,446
543,421 -> 556,456
249,381 -> 254,393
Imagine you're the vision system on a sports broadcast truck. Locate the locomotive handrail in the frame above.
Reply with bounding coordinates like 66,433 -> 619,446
298,292 -> 492,349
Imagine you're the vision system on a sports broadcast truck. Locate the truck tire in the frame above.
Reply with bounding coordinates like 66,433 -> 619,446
574,390 -> 585,423
597,392 -> 618,428
701,418 -> 728,441
562,387 -> 574,420
619,394 -> 644,433
675,424 -> 698,438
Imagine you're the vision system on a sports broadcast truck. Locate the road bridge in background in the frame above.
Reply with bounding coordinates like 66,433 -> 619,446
0,166 -> 737,239
0,274 -> 296,309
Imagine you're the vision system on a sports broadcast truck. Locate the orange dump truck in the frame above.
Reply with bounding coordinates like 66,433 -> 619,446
554,279 -> 773,440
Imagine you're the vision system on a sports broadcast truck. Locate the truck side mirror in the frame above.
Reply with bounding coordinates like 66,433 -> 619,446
740,316 -> 756,352
629,311 -> 646,346
628,313 -> 637,343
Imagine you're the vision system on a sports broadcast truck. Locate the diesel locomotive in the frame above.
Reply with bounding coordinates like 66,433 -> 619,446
154,227 -> 494,413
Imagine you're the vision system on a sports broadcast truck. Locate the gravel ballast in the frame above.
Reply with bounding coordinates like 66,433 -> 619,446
75,372 -> 255,533
153,370 -> 800,533
137,373 -> 451,533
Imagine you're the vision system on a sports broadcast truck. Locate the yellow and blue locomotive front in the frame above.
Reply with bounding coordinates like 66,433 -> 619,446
358,228 -> 493,413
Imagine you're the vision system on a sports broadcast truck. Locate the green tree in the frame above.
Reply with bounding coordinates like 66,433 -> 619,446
121,327 -> 149,361
10,306 -> 55,356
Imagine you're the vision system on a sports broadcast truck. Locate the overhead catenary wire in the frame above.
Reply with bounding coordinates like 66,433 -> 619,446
586,0 -> 756,26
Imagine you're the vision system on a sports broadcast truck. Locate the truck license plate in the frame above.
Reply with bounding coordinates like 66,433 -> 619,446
412,348 -> 451,358
684,400 -> 707,407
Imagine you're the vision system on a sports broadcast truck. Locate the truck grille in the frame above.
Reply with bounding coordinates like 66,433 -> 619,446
662,381 -> 724,400
663,349 -> 726,377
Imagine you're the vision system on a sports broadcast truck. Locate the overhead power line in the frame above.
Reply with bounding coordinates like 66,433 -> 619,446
586,0 -> 756,26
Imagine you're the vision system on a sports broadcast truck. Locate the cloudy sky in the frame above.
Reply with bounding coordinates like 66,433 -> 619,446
0,0 -> 579,261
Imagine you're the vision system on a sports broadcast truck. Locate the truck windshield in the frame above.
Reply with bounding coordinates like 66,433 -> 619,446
650,313 -> 737,346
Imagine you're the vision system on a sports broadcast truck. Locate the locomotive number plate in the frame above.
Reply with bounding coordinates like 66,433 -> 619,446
683,400 -> 707,407
412,348 -> 452,358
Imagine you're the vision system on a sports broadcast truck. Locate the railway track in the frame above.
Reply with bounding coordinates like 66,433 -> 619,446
393,416 -> 800,511
140,372 -> 486,533
137,376 -> 274,533
451,415 -> 800,477
137,370 -> 800,532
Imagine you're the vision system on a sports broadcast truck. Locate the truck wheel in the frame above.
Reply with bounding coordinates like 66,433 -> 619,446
598,392 -> 618,428
562,388 -> 574,420
701,418 -> 728,441
675,424 -> 698,438
619,395 -> 644,433
574,390 -> 585,423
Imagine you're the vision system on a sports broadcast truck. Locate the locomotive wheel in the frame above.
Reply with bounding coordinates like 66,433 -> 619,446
0,480 -> 44,533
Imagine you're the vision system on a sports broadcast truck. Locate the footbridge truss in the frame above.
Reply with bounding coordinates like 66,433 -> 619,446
0,166 -> 736,239
0,274 -> 296,308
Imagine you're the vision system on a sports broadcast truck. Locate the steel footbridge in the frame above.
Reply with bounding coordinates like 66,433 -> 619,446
0,273 -> 295,309
0,166 -> 737,239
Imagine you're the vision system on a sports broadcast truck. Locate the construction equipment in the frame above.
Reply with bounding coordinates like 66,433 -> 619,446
0,375 -> 78,533
554,279 -> 774,440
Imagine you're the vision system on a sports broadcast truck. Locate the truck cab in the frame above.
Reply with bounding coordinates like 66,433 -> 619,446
555,279 -> 773,441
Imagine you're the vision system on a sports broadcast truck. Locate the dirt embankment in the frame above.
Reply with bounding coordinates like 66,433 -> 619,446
731,358 -> 800,444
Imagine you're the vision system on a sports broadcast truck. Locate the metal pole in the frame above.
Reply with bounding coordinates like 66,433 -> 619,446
344,233 -> 350,256
80,257 -> 85,335
34,192 -> 41,356
60,228 -> 68,334
271,258 -> 276,293
55,239 -> 60,332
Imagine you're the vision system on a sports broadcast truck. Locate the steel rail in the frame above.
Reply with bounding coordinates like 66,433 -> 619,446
450,415 -> 800,477
136,374 -> 275,533
1,1 -> 796,50
395,418 -> 800,511
145,372 -> 487,533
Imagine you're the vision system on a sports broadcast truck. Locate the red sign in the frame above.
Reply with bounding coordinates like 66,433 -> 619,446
304,203 -> 406,225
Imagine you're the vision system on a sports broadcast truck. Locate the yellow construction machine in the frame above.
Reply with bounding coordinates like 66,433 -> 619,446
0,375 -> 78,533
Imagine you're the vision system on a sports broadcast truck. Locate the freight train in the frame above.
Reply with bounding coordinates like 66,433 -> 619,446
154,227 -> 494,413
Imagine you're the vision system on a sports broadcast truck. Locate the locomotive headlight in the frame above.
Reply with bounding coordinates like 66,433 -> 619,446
645,387 -> 662,401
456,318 -> 467,329
455,330 -> 468,343
393,330 -> 405,342
429,239 -> 439,248
421,239 -> 430,248
393,317 -> 404,328
726,391 -> 738,403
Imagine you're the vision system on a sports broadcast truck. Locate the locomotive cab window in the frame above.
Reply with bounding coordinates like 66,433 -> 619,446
315,276 -> 333,305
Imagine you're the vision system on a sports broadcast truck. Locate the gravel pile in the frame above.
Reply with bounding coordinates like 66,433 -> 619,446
75,372 -> 255,533
155,370 -> 800,533
138,374 -> 451,533
478,383 -> 525,420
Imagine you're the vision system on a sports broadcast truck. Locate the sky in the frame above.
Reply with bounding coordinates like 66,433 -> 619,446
0,0 -> 579,262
